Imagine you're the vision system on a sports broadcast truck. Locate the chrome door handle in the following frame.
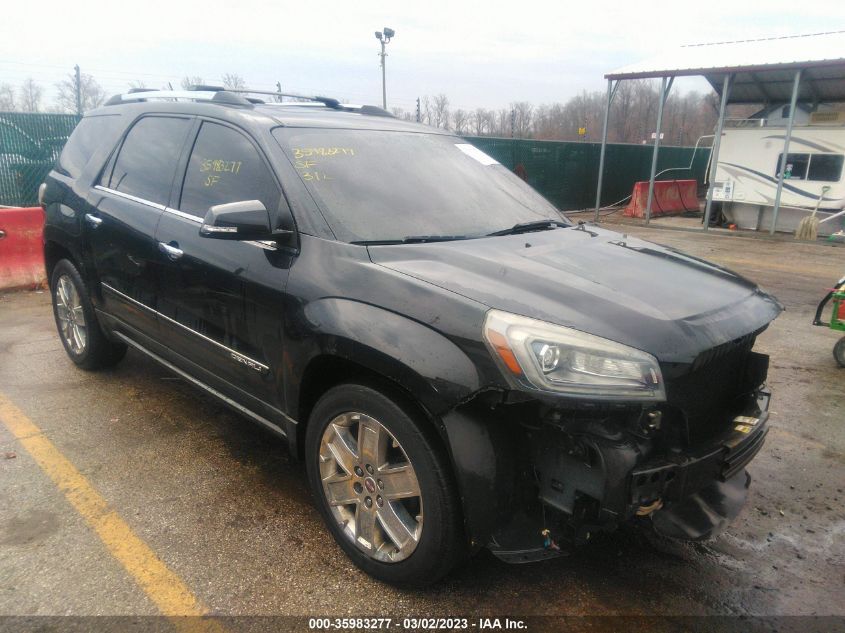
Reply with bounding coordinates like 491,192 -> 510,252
158,241 -> 184,261
84,213 -> 103,228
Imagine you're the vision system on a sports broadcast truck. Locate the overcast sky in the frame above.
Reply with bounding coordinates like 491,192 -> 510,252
1,1 -> 844,112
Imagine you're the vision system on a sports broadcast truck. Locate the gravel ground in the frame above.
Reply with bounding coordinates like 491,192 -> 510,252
0,223 -> 843,622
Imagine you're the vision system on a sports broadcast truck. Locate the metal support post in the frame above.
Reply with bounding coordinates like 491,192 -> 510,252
702,73 -> 733,230
644,76 -> 673,225
771,69 -> 803,234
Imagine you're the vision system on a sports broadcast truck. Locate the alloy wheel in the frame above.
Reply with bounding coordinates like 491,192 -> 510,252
318,412 -> 423,563
55,274 -> 87,355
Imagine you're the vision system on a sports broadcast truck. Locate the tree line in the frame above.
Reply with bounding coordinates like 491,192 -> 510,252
0,72 -> 255,115
396,81 -> 721,146
2,71 -> 721,146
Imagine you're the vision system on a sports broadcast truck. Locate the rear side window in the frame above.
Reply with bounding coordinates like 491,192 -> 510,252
178,121 -> 280,216
57,114 -> 122,178
105,116 -> 191,206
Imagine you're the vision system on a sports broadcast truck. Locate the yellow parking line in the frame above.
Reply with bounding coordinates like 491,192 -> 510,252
0,391 -> 224,630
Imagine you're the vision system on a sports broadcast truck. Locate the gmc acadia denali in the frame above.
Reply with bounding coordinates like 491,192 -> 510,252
40,87 -> 782,586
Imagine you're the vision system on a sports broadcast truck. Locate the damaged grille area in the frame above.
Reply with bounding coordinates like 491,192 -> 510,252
663,333 -> 768,445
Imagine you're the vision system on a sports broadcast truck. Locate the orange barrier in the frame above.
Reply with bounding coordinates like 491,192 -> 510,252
623,179 -> 699,218
0,207 -> 46,290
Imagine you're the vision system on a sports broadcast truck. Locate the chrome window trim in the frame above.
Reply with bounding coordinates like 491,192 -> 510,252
93,185 -> 166,211
165,207 -> 202,222
101,282 -> 270,373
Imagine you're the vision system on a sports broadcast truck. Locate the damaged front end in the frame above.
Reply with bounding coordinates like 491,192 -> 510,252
442,334 -> 772,563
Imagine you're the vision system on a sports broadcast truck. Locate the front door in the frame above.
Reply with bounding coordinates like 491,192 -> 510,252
154,120 -> 293,413
86,115 -> 193,333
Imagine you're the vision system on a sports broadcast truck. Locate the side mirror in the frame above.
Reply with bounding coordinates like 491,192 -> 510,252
200,200 -> 281,241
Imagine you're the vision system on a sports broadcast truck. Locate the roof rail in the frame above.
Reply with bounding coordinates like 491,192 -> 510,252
104,88 -> 253,107
103,85 -> 394,117
223,88 -> 341,109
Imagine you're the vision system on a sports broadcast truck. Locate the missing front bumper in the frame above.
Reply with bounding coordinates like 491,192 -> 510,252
650,468 -> 751,541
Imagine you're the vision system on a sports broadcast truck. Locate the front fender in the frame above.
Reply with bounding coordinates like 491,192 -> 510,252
286,297 -> 483,418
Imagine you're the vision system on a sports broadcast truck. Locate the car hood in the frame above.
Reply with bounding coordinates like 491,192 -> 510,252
367,226 -> 783,364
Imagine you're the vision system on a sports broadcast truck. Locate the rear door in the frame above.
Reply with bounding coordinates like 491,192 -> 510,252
87,115 -> 193,334
154,119 -> 293,413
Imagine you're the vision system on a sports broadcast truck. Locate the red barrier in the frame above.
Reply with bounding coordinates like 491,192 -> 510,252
0,207 -> 46,291
623,180 -> 699,218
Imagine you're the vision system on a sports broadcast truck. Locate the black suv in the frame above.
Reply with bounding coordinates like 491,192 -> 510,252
41,87 -> 782,586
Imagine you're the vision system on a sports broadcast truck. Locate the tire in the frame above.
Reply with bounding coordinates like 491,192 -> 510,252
50,259 -> 127,370
835,337 -> 845,368
305,383 -> 466,587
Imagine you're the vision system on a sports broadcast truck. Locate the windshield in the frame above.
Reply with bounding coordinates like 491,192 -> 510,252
272,129 -> 567,243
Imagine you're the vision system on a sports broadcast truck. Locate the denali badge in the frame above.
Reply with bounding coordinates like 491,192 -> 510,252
231,352 -> 266,373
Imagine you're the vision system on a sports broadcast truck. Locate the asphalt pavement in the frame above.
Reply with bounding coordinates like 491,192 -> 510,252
0,224 -> 843,626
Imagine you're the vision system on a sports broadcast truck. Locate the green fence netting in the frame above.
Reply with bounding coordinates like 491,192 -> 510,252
464,137 -> 711,212
0,112 -> 710,211
0,112 -> 80,207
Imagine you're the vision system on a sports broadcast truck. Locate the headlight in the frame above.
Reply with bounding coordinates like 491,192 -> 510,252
483,309 -> 665,401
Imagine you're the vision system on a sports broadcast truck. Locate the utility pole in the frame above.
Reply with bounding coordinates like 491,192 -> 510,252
374,28 -> 395,110
74,64 -> 82,116
415,97 -> 421,123
510,109 -> 515,138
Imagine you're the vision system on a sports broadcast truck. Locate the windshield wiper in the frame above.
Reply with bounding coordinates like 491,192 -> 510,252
401,235 -> 471,244
486,219 -> 569,237
351,235 -> 471,246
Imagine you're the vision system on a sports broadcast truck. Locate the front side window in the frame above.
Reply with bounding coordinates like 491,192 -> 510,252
271,129 -> 564,243
105,116 -> 192,206
178,122 -> 280,217
777,152 -> 844,182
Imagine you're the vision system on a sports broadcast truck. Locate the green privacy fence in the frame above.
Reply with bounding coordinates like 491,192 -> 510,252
463,136 -> 711,211
0,112 -> 81,207
0,112 -> 710,211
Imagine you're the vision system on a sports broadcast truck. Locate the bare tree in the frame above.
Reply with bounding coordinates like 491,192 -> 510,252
17,78 -> 43,113
511,102 -> 533,138
180,76 -> 205,90
128,80 -> 147,90
222,73 -> 246,90
452,108 -> 468,135
55,71 -> 106,114
0,83 -> 15,111
472,108 -> 489,135
431,94 -> 450,129
421,96 -> 432,126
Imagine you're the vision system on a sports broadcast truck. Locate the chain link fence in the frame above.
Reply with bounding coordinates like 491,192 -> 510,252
0,112 -> 80,207
464,136 -> 711,211
0,112 -> 709,211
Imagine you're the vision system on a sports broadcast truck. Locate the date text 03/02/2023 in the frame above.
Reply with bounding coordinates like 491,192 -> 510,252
307,617 -> 528,630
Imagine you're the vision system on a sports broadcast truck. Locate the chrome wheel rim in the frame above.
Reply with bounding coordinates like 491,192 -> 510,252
319,412 -> 423,563
55,274 -> 87,355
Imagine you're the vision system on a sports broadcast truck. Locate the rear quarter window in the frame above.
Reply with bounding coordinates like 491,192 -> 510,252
57,114 -> 123,179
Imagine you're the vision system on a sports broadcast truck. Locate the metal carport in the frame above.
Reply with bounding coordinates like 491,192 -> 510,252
593,30 -> 845,233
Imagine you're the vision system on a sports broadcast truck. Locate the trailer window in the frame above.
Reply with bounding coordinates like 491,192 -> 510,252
776,153 -> 809,180
777,153 -> 844,182
807,154 -> 844,182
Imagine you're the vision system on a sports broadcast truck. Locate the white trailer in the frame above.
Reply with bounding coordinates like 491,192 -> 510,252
712,111 -> 845,235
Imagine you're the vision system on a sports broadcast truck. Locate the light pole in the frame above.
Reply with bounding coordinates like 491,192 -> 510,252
375,27 -> 395,109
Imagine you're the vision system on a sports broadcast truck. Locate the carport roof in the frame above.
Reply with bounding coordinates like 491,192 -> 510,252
605,30 -> 845,104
